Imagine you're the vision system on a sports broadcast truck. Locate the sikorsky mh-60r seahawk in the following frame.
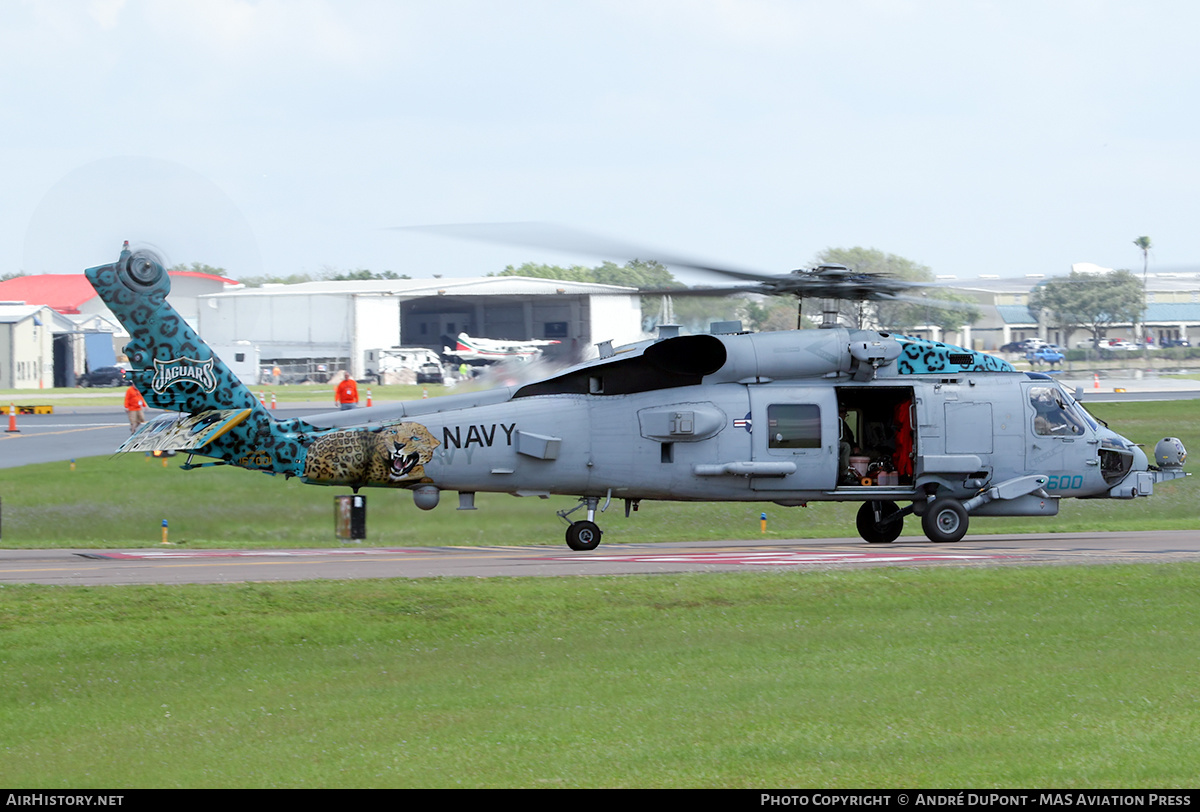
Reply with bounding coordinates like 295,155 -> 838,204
90,245 -> 1188,550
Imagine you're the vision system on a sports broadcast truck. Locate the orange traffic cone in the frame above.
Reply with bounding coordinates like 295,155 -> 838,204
422,387 -> 428,399
271,392 -> 277,410
6,403 -> 18,433
259,392 -> 266,407
366,389 -> 372,407
1093,372 -> 1100,390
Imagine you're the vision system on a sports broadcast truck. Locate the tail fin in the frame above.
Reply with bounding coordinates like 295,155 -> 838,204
87,245 -> 438,489
85,247 -> 261,415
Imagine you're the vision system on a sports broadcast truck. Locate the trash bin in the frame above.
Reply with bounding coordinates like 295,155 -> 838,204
335,495 -> 366,541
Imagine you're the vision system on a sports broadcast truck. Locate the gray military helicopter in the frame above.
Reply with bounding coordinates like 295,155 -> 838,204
89,243 -> 1188,550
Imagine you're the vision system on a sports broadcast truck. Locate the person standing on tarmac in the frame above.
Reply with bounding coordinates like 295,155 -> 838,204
124,381 -> 147,433
335,372 -> 359,410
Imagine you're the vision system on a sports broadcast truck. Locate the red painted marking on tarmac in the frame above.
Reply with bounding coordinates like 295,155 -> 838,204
538,550 -> 1021,566
79,548 -> 1024,567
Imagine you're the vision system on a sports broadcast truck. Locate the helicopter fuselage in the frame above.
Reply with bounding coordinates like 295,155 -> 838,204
90,249 -> 1188,549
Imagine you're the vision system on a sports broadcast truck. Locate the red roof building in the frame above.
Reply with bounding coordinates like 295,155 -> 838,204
0,272 -> 239,322
0,274 -> 100,314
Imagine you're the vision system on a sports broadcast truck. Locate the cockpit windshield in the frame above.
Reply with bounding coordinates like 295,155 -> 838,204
1029,384 -> 1093,437
1057,385 -> 1100,431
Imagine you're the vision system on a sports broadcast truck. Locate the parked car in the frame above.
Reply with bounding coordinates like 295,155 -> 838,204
416,362 -> 445,384
76,366 -> 128,387
1028,346 -> 1065,365
1161,338 -> 1191,348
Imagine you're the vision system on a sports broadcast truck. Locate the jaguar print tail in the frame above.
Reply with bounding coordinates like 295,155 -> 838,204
87,246 -> 379,484
85,247 -> 261,416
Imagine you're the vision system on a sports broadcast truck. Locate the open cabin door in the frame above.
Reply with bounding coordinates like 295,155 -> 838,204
748,386 -> 838,492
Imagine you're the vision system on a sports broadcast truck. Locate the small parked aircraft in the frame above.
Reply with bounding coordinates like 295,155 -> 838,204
443,333 -> 560,365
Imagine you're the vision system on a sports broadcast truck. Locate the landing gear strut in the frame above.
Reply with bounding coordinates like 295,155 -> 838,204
558,494 -> 607,551
856,500 -> 905,543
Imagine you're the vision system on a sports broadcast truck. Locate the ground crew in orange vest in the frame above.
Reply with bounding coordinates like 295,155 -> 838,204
124,383 -> 147,432
335,374 -> 359,410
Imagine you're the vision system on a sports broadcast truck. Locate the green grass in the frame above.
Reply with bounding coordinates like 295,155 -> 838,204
3,398 -> 1198,788
0,400 -> 1195,549
0,451 -> 1194,548
2,566 -> 1199,788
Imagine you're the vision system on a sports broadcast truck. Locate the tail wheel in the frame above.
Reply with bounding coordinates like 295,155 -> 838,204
856,501 -> 903,544
922,497 -> 968,543
565,520 -> 602,551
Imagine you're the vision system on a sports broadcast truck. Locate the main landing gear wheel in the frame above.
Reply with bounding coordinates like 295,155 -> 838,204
922,497 -> 969,543
565,520 -> 602,551
856,501 -> 903,544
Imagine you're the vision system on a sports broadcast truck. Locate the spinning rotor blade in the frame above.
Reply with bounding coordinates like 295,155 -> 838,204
634,285 -> 765,297
393,222 -> 777,282
394,222 -> 956,305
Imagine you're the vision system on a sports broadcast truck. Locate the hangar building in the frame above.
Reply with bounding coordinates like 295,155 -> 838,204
196,276 -> 643,379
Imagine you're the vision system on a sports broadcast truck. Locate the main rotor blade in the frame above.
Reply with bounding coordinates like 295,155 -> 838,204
393,222 -> 957,304
393,222 -> 779,283
633,285 -> 766,297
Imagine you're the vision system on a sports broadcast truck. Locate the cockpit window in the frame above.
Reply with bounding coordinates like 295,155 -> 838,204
1029,385 -> 1087,436
767,404 -> 821,449
1058,386 -> 1100,431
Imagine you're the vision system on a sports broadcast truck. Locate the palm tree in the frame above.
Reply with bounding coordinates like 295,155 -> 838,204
1133,236 -> 1152,343
1133,236 -> 1152,282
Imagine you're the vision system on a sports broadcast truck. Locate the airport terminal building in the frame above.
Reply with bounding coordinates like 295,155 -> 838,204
930,268 -> 1200,350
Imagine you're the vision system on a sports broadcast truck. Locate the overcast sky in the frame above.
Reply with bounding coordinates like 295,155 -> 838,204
3,0 -> 1197,284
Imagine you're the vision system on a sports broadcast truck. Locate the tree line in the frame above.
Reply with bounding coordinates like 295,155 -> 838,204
160,253 -> 1147,341
168,262 -> 411,287
1028,269 -> 1145,348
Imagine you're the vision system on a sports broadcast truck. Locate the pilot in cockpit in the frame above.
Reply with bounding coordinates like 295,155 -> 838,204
1031,387 -> 1085,436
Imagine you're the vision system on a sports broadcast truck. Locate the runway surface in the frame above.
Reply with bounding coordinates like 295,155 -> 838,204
2,531 -> 1197,586
0,404 -> 318,468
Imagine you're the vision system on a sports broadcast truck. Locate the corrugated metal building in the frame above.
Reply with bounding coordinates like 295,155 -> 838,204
197,276 -> 643,378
